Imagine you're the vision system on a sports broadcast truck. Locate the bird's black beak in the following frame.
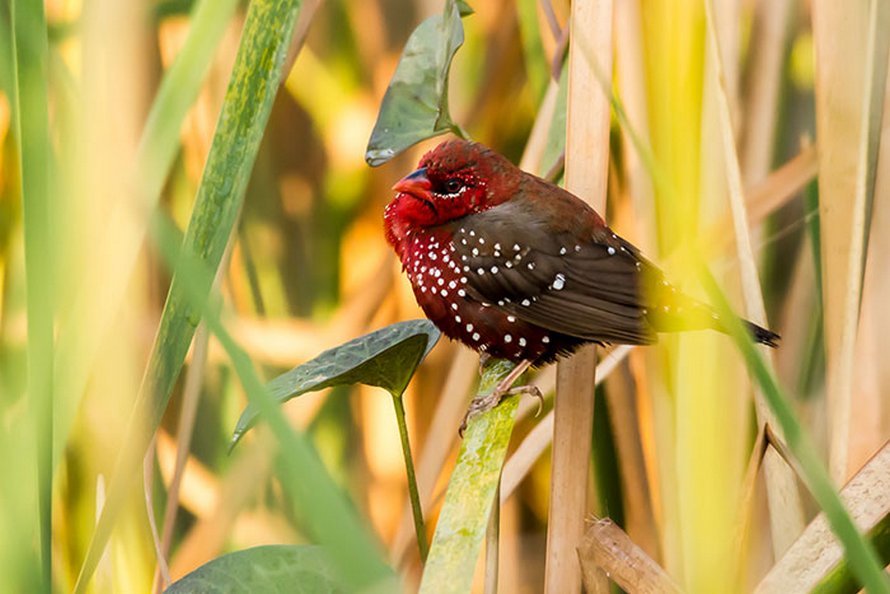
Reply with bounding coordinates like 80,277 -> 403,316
392,167 -> 432,202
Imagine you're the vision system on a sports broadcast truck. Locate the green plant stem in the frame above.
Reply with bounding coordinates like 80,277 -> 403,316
11,0 -> 53,590
699,264 -> 890,594
391,394 -> 429,562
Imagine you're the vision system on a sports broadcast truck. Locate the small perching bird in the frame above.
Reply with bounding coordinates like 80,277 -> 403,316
384,139 -> 779,415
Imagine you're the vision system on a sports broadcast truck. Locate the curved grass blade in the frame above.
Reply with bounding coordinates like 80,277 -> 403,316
149,211 -> 395,590
231,319 -> 440,448
52,0 -> 240,468
72,1 -> 303,591
164,545 -> 346,594
419,359 -> 519,594
698,264 -> 890,594
365,0 -> 470,166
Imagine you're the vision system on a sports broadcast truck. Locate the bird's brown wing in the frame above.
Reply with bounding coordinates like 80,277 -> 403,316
446,199 -> 659,345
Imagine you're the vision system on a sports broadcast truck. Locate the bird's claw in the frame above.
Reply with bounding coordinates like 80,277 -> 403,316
459,389 -> 501,437
458,383 -> 544,437
477,352 -> 492,375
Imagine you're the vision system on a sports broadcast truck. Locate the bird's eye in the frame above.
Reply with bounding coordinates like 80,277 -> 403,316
444,178 -> 463,194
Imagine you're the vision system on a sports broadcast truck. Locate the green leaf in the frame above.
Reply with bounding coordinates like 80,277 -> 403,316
365,0 -> 469,166
164,545 -> 346,594
419,359 -> 519,594
231,319 -> 440,448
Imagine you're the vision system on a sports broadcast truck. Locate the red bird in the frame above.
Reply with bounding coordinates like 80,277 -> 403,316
385,139 -> 778,411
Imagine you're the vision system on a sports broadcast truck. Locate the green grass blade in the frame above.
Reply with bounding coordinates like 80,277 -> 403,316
515,0 -> 548,104
699,265 -> 890,594
136,0 -> 241,189
10,0 -> 54,590
72,1 -> 304,591
52,0 -> 240,467
419,360 -> 519,594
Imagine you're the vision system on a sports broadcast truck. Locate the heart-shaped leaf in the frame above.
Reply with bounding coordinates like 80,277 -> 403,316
364,0 -> 471,166
231,319 -> 440,448
163,545 -> 347,593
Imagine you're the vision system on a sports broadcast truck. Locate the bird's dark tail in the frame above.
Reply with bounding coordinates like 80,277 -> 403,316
642,273 -> 781,347
644,287 -> 781,347
744,321 -> 781,348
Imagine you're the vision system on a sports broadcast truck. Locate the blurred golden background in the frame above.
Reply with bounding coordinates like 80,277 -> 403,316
1,0 -> 888,592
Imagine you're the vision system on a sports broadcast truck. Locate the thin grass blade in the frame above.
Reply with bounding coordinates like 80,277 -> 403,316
73,1 -> 304,591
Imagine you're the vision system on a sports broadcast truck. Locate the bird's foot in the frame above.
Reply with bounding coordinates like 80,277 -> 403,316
477,352 -> 492,375
458,384 -> 544,436
459,359 -> 540,436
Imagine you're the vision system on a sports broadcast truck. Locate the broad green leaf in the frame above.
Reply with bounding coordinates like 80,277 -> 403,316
72,1 -> 304,591
231,319 -> 440,448
365,0 -> 469,166
164,545 -> 345,594
419,359 -> 519,594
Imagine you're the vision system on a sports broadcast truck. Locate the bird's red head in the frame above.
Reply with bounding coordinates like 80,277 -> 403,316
384,139 -> 520,246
